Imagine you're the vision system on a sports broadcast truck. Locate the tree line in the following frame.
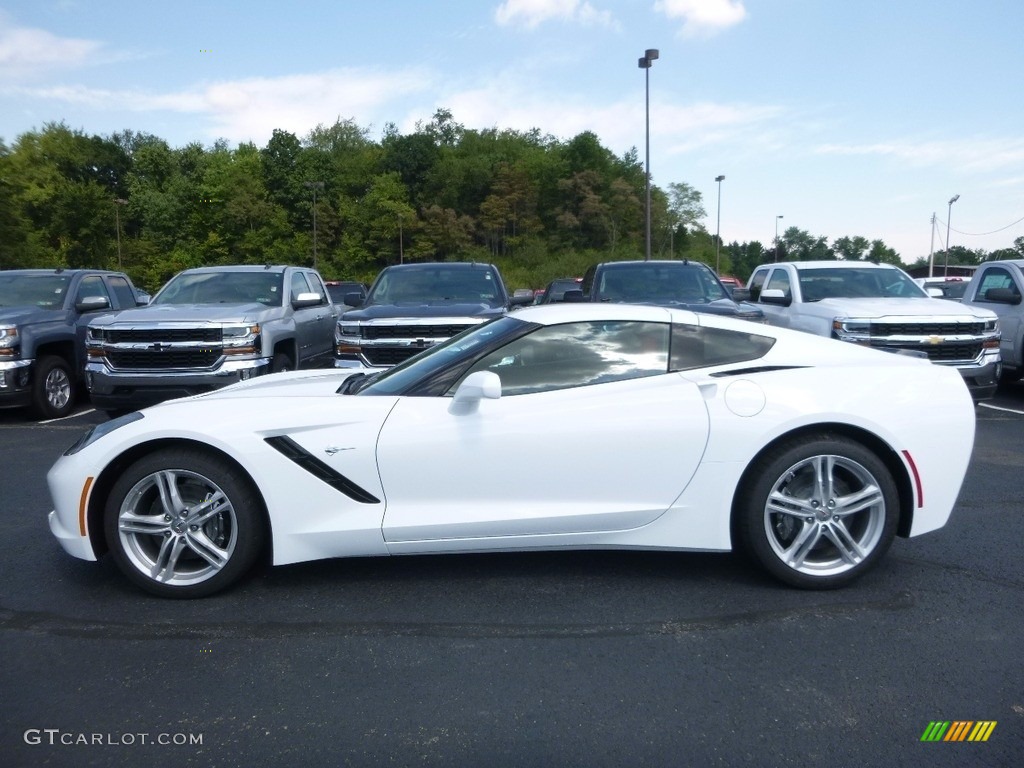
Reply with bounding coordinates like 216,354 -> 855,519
1,110 -> 1018,293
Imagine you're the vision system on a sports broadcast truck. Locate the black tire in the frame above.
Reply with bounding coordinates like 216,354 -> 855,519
735,434 -> 899,590
271,352 -> 293,373
103,448 -> 266,598
32,355 -> 75,419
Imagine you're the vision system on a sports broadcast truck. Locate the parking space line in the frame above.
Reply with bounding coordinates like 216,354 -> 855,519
979,403 -> 1024,416
39,408 -> 96,424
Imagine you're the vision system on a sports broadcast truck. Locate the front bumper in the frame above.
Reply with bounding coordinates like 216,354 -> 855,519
0,359 -> 34,408
85,357 -> 270,410
949,356 -> 1000,402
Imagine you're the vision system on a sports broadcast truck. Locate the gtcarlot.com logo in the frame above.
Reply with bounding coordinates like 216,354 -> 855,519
24,729 -> 203,747
920,721 -> 997,742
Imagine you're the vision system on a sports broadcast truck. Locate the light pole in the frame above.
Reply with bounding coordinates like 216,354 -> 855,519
774,214 -> 784,262
638,48 -> 659,261
714,175 -> 725,273
944,194 -> 959,277
397,213 -> 404,264
113,198 -> 128,269
304,181 -> 324,271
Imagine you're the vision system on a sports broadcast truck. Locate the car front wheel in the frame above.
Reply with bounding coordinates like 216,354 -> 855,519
104,449 -> 265,598
32,355 -> 75,419
736,434 -> 899,589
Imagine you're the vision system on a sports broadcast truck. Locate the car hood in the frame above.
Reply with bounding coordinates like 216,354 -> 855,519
0,305 -> 57,324
179,368 -> 361,401
91,303 -> 282,325
815,297 -> 996,319
343,303 -> 505,320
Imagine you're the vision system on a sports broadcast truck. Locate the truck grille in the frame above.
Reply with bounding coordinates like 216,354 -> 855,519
871,341 -> 983,363
107,349 -> 222,369
870,321 -> 986,336
364,347 -> 425,366
105,328 -> 223,343
362,324 -> 472,340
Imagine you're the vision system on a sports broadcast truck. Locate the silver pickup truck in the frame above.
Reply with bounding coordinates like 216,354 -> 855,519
961,259 -> 1024,381
86,264 -> 339,412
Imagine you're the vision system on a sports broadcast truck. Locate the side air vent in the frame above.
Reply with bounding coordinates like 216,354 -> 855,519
710,365 -> 806,378
264,436 -> 381,504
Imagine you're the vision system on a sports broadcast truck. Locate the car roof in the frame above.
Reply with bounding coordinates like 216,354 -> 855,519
777,261 -> 899,271
178,265 -> 301,274
0,269 -> 118,276
597,260 -> 710,269
380,262 -> 496,272
514,302 -> 708,327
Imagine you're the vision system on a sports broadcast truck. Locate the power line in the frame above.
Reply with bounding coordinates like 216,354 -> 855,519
934,213 -> 1024,237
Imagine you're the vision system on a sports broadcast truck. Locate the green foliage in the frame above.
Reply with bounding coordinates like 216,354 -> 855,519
2,117 -> 994,292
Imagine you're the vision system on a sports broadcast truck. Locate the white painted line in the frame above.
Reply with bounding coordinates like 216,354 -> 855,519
39,408 -> 96,425
979,403 -> 1024,416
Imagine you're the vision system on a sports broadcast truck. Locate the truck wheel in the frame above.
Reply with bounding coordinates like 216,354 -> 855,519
32,356 -> 75,419
735,434 -> 899,589
271,352 -> 293,373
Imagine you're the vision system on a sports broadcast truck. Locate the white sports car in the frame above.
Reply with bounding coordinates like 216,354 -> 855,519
48,303 -> 975,598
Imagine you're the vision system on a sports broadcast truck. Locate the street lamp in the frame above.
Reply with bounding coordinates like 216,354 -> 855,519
774,214 -> 784,262
638,48 -> 659,261
303,181 -> 325,271
113,198 -> 128,269
944,194 -> 959,277
714,175 -> 725,273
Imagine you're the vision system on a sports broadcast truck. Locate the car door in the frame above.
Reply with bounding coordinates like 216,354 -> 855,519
972,265 -> 1023,367
289,271 -> 334,366
376,319 -> 711,547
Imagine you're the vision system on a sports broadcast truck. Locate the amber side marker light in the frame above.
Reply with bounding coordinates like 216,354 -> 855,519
78,477 -> 95,537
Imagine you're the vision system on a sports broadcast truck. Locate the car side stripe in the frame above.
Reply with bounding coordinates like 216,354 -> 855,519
78,477 -> 95,537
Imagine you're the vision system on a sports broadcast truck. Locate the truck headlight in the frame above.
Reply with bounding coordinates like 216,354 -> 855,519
222,323 -> 260,355
0,325 -> 18,356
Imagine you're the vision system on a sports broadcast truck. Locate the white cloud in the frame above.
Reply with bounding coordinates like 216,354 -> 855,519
0,13 -> 104,78
814,137 -> 1024,174
653,0 -> 747,37
494,0 -> 616,29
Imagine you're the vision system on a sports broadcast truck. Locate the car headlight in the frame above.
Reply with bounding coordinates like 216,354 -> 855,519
832,318 -> 871,335
337,323 -> 361,336
222,323 -> 261,354
0,325 -> 19,356
64,412 -> 144,456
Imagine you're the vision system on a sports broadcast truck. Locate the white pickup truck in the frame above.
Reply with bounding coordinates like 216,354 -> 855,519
734,261 -> 1001,400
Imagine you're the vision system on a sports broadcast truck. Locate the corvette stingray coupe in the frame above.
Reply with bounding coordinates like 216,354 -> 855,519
48,303 -> 975,598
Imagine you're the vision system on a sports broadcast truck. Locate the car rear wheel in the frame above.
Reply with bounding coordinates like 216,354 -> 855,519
271,352 -> 293,373
736,434 -> 899,589
32,355 -> 75,419
104,449 -> 265,598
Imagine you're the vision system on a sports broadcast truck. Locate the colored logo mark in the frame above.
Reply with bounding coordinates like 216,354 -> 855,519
921,721 -> 997,742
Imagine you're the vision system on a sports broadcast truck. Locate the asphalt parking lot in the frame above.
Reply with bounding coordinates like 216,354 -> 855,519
1,384 -> 1023,767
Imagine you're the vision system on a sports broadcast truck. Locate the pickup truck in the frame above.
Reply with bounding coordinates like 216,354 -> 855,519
86,264 -> 339,412
565,260 -> 765,322
961,259 -> 1024,380
0,268 -> 145,418
335,262 -> 531,370
735,260 -> 1001,400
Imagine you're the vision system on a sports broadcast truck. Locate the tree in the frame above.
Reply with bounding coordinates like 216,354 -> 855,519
832,235 -> 870,260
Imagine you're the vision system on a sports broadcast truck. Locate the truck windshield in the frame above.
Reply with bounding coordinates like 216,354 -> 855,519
0,274 -> 70,308
798,268 -> 927,301
597,264 -> 728,304
153,271 -> 284,307
366,267 -> 503,307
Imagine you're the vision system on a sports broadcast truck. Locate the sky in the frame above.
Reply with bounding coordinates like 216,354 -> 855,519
1,0 -> 1022,264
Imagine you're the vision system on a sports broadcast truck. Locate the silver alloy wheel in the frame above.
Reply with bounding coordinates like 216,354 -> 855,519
117,468 -> 238,586
763,454 -> 886,578
45,366 -> 71,411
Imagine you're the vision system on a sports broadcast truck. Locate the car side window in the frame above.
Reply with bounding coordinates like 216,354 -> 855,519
290,272 -> 312,302
453,321 -> 670,396
748,269 -> 769,302
669,324 -> 776,371
75,275 -> 110,307
764,269 -> 791,299
303,272 -> 328,303
107,276 -> 136,308
976,268 -> 1020,301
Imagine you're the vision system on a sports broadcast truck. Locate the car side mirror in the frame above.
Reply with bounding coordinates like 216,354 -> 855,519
343,292 -> 364,307
731,287 -> 751,302
75,295 -> 111,312
562,289 -> 586,303
449,370 -> 501,415
292,292 -> 323,308
925,287 -> 944,298
985,287 -> 1022,305
760,288 -> 791,307
509,294 -> 533,307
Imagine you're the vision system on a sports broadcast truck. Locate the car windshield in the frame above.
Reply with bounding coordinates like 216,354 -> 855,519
366,266 -> 503,307
798,267 -> 926,301
355,315 -> 530,396
597,264 -> 728,304
0,274 -> 70,308
153,271 -> 284,306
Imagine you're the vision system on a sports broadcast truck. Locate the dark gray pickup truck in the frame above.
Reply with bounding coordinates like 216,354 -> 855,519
0,269 -> 145,418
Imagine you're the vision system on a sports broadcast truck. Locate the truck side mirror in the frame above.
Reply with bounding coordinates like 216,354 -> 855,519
562,289 -> 586,303
985,287 -> 1022,305
75,295 -> 111,312
759,288 -> 791,307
